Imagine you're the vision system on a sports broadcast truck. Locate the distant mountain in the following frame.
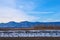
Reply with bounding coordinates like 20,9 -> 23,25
0,21 -> 60,28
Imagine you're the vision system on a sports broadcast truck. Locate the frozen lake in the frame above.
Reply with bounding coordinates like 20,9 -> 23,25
0,30 -> 60,37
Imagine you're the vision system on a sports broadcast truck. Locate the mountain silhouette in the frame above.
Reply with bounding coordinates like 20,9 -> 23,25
0,21 -> 60,28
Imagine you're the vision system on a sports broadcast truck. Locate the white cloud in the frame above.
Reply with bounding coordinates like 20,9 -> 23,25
0,6 -> 39,23
17,0 -> 36,11
27,11 -> 54,14
0,0 -> 16,8
36,18 -> 60,22
44,19 -> 60,22
0,0 -> 39,23
0,0 -> 59,23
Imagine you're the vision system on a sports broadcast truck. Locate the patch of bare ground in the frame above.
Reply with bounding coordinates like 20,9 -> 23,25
0,26 -> 60,31
0,37 -> 60,40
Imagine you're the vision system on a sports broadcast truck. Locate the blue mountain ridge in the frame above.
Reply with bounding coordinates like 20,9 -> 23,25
0,21 -> 60,28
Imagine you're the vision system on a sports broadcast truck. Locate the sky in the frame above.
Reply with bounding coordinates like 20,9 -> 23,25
0,0 -> 60,23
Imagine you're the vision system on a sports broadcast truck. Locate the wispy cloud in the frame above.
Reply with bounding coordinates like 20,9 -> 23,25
41,19 -> 60,22
17,0 -> 36,11
27,11 -> 55,14
0,0 -> 39,23
0,0 -> 60,22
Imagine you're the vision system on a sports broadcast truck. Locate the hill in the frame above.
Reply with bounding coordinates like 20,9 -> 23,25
0,21 -> 60,28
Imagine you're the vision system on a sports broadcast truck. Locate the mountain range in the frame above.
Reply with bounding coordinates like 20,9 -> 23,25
0,21 -> 60,28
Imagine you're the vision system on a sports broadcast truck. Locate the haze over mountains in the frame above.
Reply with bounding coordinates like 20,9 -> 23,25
0,21 -> 60,28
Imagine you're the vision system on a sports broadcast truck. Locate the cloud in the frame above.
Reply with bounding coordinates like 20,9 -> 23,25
17,0 -> 36,11
0,0 -> 59,23
0,6 -> 38,23
42,19 -> 60,22
0,0 -> 15,8
27,11 -> 54,14
0,0 -> 39,23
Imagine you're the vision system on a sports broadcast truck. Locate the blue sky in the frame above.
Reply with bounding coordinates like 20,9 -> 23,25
0,0 -> 60,23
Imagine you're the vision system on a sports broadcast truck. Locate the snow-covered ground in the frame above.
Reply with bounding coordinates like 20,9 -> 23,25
0,30 -> 60,37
